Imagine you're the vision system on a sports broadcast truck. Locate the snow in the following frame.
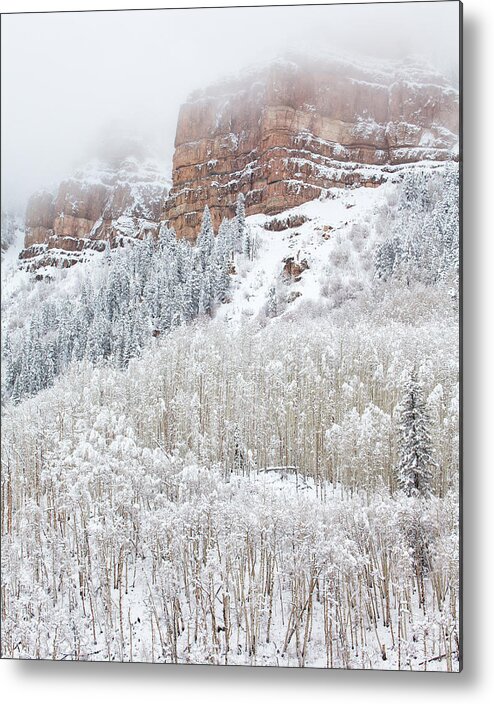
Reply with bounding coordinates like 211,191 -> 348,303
1,325 -> 459,668
219,181 -> 392,324
0,157 -> 459,670
420,131 -> 435,147
2,222 -> 25,267
1,226 -> 31,300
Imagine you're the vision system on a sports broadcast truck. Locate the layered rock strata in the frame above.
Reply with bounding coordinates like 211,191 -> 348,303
164,54 -> 459,240
20,157 -> 169,270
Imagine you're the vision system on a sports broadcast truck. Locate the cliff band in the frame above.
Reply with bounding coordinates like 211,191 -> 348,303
164,55 -> 459,240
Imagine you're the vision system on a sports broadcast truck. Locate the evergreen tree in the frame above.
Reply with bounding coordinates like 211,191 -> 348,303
396,370 -> 435,497
266,285 -> 278,318
235,192 -> 246,253
199,275 -> 211,316
158,223 -> 176,254
172,285 -> 185,327
242,228 -> 252,260
143,275 -> 158,320
217,218 -> 232,261
197,206 -> 214,270
375,237 -> 400,281
213,255 -> 230,304
188,266 -> 201,318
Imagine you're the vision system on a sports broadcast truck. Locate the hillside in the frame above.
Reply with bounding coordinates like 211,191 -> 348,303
1,48 -> 460,670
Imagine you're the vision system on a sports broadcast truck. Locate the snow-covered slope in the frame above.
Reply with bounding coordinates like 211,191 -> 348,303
1,157 -> 460,670
2,159 -> 455,354
1,211 -> 24,257
223,185 -> 380,322
221,160 -> 452,325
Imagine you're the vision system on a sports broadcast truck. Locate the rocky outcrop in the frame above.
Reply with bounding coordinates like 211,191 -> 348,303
20,157 -> 169,270
283,256 -> 310,282
164,54 -> 459,240
264,213 -> 309,232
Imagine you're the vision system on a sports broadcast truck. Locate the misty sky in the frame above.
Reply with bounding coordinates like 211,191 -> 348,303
1,2 -> 460,212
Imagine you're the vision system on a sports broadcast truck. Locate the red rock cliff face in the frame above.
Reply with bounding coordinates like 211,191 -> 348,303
164,55 -> 459,240
20,157 -> 168,270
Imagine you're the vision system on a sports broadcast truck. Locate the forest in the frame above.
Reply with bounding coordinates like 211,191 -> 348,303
1,166 -> 459,669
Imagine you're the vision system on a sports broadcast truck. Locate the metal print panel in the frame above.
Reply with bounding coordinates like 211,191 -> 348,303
1,1 -> 461,670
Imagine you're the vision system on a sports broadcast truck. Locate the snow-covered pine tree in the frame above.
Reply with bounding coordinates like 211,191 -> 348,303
375,237 -> 400,281
172,285 -> 185,327
197,206 -> 214,270
217,218 -> 233,262
214,256 -> 230,304
182,277 -> 195,323
396,369 -> 435,497
86,312 -> 107,362
158,223 -> 176,254
124,307 -> 141,363
143,274 -> 158,321
106,258 -> 122,320
57,307 -> 72,370
242,228 -> 253,260
199,274 -> 212,316
158,282 -> 173,332
266,285 -> 278,318
188,266 -> 201,318
235,192 -> 246,253
208,233 -> 227,304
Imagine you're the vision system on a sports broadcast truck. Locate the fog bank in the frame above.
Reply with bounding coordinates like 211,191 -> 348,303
1,2 -> 460,213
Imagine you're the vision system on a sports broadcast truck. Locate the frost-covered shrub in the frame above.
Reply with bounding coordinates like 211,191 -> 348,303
347,222 -> 369,253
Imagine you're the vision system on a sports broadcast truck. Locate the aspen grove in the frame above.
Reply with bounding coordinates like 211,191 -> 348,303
1,167 -> 460,669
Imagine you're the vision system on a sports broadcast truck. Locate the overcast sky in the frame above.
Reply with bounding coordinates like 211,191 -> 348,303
1,2 -> 460,212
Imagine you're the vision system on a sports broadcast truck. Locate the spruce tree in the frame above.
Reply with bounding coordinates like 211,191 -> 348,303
199,275 -> 211,316
242,229 -> 252,260
266,285 -> 278,318
396,370 -> 435,497
158,223 -> 176,254
235,192 -> 246,253
198,206 -> 214,270
375,237 -> 400,281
